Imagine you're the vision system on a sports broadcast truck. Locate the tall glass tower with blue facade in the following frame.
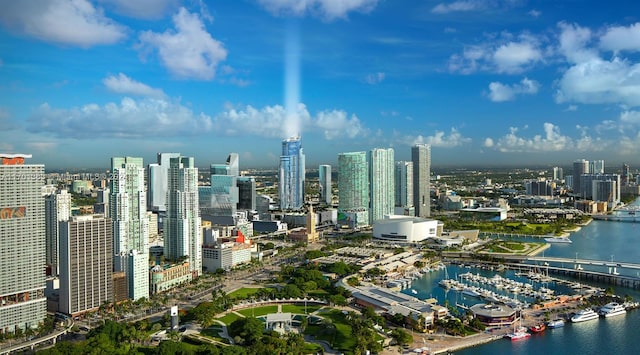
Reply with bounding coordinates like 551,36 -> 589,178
279,137 -> 305,210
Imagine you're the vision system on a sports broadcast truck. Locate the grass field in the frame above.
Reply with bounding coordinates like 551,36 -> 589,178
236,305 -> 279,317
281,304 -> 322,314
227,287 -> 265,299
216,312 -> 242,325
304,309 -> 356,352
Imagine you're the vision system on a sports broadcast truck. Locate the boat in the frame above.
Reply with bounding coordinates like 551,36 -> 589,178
411,289 -> 418,295
504,324 -> 531,341
529,323 -> 546,333
462,287 -> 481,298
598,302 -> 627,318
544,237 -> 572,243
546,319 -> 565,329
571,309 -> 599,323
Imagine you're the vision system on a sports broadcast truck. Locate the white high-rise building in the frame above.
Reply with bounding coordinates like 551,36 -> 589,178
552,167 -> 564,181
369,148 -> 395,223
110,157 -> 150,301
319,164 -> 332,205
147,153 -> 180,213
165,156 -> 202,277
412,144 -> 431,218
59,215 -> 113,316
590,160 -> 605,174
0,154 -> 47,333
45,189 -> 71,276
395,161 -> 413,209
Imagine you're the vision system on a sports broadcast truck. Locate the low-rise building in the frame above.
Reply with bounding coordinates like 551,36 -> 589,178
372,215 -> 439,243
150,262 -> 192,294
202,241 -> 253,272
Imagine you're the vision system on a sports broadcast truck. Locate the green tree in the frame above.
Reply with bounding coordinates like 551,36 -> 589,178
228,317 -> 264,346
391,328 -> 413,346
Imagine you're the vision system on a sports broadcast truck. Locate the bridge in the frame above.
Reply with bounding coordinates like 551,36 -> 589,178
0,320 -> 73,355
525,256 -> 640,270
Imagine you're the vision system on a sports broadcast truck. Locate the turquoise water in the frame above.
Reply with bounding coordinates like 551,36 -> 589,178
407,199 -> 640,354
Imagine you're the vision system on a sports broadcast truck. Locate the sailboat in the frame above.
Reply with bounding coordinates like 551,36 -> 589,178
504,317 -> 531,341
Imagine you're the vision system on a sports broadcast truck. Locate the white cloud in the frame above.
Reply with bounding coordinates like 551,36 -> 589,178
0,0 -> 126,47
599,23 -> 640,53
488,77 -> 539,102
27,98 -> 367,141
483,137 -> 494,147
138,7 -> 227,80
565,105 -> 578,112
103,73 -> 166,98
557,22 -> 597,64
486,123 -> 606,153
364,72 -> 385,84
431,0 -> 522,14
257,0 -> 378,20
410,128 -> 471,148
98,0 -> 179,20
620,110 -> 640,125
528,9 -> 541,17
449,33 -> 545,74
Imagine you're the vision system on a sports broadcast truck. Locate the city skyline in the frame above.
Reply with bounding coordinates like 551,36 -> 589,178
1,1 -> 640,169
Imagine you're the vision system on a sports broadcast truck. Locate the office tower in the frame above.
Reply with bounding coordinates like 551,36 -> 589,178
552,167 -> 564,181
319,165 -> 332,205
165,156 -> 202,276
110,157 -> 149,301
237,176 -> 256,211
59,215 -> 113,316
338,151 -> 369,226
279,136 -> 305,210
526,180 -> 553,196
581,173 -> 621,204
369,148 -> 395,223
202,153 -> 239,218
395,161 -> 413,208
592,180 -> 618,208
45,189 -> 71,276
622,163 -> 631,186
0,153 -> 47,333
412,144 -> 431,218
572,159 -> 589,197
147,153 -> 181,212
589,160 -> 605,174
95,188 -> 110,218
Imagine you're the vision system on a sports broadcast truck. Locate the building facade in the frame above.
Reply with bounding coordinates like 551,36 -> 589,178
201,153 -> 239,218
394,161 -> 413,209
45,189 -> 71,276
411,144 -> 431,218
319,164 -> 332,205
237,176 -> 256,211
110,157 -> 150,301
149,262 -> 192,294
0,154 -> 47,333
165,156 -> 202,277
59,215 -> 113,316
279,137 -> 305,210
572,159 -> 589,197
338,151 -> 369,227
147,153 -> 180,213
369,148 -> 395,224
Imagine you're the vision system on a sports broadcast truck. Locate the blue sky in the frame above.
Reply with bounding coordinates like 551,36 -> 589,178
1,0 -> 640,170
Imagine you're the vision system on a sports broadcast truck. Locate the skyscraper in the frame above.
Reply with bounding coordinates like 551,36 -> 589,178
147,153 -> 180,212
411,144 -> 431,218
165,156 -> 202,277
338,151 -> 369,226
369,148 -> 395,223
201,153 -> 239,218
0,153 -> 47,333
552,166 -> 564,181
110,157 -> 149,300
395,161 -> 413,209
279,137 -> 305,210
589,160 -> 605,174
237,176 -> 256,211
59,215 -> 113,316
45,189 -> 71,276
622,163 -> 631,186
319,164 -> 332,205
572,159 -> 589,197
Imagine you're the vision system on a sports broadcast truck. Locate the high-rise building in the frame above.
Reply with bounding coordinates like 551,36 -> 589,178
319,165 -> 332,205
622,163 -> 631,186
572,159 -> 589,197
411,144 -> 431,218
0,153 -> 47,333
592,180 -> 618,209
110,157 -> 150,301
589,160 -> 605,174
237,176 -> 256,211
201,153 -> 239,218
147,153 -> 181,213
526,180 -> 554,196
59,215 -> 113,316
369,148 -> 395,223
395,161 -> 413,208
581,173 -> 621,204
45,189 -> 71,276
338,151 -> 369,226
552,167 -> 564,181
279,137 -> 305,210
165,156 -> 202,277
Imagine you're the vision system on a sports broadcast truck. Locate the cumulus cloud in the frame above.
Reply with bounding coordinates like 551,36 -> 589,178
257,0 -> 378,20
409,128 -> 471,148
27,98 -> 367,141
488,77 -> 539,102
138,7 -> 227,80
364,72 -> 385,84
103,73 -> 166,98
599,23 -> 640,53
449,32 -> 545,74
98,0 -> 179,20
431,0 -> 522,14
528,9 -> 541,17
486,123 -> 606,153
0,0 -> 126,47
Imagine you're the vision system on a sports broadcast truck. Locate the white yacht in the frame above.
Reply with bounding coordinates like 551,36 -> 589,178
599,302 -> 627,318
571,309 -> 599,323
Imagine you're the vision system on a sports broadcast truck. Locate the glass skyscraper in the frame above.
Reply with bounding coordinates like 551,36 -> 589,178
147,153 -> 180,212
395,161 -> 413,209
338,151 -> 369,226
319,164 -> 332,205
279,137 -> 305,210
369,148 -> 395,223
412,144 -> 431,218
200,153 -> 239,218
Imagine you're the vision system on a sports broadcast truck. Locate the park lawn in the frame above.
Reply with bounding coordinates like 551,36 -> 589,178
302,342 -> 324,354
236,305 -> 279,317
304,309 -> 356,352
227,287 -> 265,299
281,304 -> 322,314
216,312 -> 242,325
503,242 -> 526,251
307,289 -> 329,298
200,327 -> 228,343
